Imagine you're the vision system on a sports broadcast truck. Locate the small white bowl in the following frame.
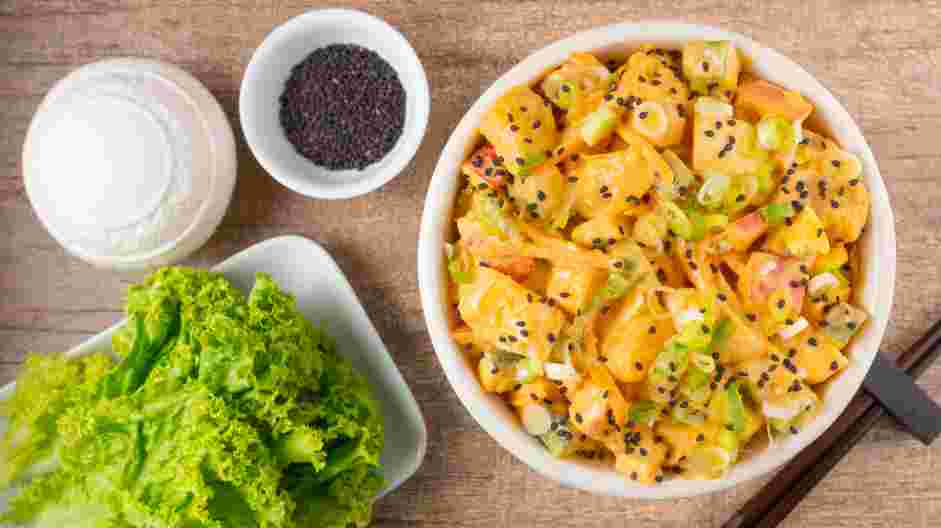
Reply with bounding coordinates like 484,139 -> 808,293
418,22 -> 896,499
240,9 -> 430,200
23,58 -> 237,270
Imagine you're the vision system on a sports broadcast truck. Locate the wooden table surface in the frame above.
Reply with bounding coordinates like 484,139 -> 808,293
2,1 -> 940,526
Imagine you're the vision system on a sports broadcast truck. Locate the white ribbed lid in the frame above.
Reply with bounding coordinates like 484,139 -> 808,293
23,58 -> 237,270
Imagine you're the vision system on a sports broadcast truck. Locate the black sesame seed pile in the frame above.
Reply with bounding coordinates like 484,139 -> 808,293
279,44 -> 406,171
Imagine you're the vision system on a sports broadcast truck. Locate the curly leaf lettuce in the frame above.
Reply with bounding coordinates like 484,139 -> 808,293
1,268 -> 385,528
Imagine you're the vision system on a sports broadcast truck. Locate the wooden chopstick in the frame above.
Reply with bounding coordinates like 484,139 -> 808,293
722,319 -> 941,528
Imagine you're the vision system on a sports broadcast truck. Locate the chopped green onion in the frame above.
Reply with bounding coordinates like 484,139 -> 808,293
698,171 -> 731,208
707,318 -> 733,357
662,150 -> 696,200
653,340 -> 690,379
515,357 -> 544,383
755,161 -> 776,196
694,97 -> 734,118
682,364 -> 714,404
691,351 -> 717,375
629,400 -> 660,427
672,404 -> 707,426
446,243 -> 475,284
702,213 -> 729,234
686,208 -> 707,241
684,445 -> 732,479
725,381 -> 746,433
717,428 -> 740,461
542,72 -> 579,109
661,201 -> 694,240
757,116 -> 797,152
580,104 -> 620,147
633,211 -> 669,250
760,203 -> 794,226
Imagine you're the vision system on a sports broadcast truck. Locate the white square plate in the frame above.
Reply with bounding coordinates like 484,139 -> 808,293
0,235 -> 426,516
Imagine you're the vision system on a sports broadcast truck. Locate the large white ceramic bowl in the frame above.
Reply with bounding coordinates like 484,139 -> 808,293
418,22 -> 896,499
240,9 -> 430,200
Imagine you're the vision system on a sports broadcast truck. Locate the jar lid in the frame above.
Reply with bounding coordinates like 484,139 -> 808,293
23,58 -> 237,270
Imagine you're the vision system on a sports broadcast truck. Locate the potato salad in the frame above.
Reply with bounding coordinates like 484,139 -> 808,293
445,42 -> 870,484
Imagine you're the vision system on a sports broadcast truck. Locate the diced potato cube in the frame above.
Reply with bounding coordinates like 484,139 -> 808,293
510,378 -> 568,414
546,266 -> 606,316
682,41 -> 742,94
478,355 -> 518,393
765,207 -> 831,258
736,78 -> 813,122
480,85 -> 559,177
790,333 -> 849,384
615,47 -> 690,106
692,98 -> 768,175
648,253 -> 688,288
509,163 -> 567,222
810,147 -> 869,245
718,317 -> 772,365
571,214 -> 631,249
804,282 -> 852,324
735,357 -> 801,400
572,149 -> 655,219
628,100 -> 688,147
541,52 -> 611,111
601,314 -> 675,383
615,425 -> 669,484
569,378 -> 625,441
814,245 -> 849,275
459,268 -> 567,361
656,420 -> 717,466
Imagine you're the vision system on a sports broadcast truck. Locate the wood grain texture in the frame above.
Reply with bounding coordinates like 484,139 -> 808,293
1,1 -> 940,526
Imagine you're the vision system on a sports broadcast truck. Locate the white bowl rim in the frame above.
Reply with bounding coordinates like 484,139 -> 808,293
239,8 -> 431,200
418,21 -> 896,499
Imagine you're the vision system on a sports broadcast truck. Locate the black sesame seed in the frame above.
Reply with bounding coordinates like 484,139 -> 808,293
280,44 -> 406,171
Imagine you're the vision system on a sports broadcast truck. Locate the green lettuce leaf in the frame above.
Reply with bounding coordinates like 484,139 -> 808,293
1,267 -> 384,528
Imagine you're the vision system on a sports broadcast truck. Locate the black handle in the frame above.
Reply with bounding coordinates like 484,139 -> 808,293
863,353 -> 941,445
